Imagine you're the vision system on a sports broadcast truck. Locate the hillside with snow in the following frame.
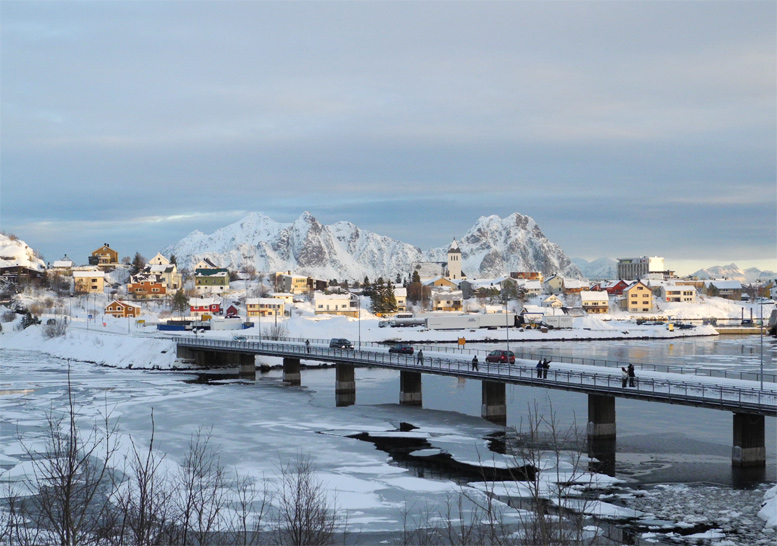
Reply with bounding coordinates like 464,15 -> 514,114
163,211 -> 582,281
0,233 -> 46,273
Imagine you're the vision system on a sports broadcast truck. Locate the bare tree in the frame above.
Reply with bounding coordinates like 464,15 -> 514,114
271,454 -> 340,546
20,369 -> 120,546
173,427 -> 229,546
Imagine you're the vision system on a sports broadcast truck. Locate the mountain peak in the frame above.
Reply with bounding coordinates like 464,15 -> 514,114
163,211 -> 581,280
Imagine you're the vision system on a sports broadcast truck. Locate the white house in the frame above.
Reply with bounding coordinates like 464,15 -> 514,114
314,293 -> 357,317
662,285 -> 697,304
580,290 -> 609,314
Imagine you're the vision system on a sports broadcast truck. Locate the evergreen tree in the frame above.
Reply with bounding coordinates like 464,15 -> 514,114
130,252 -> 146,276
169,254 -> 177,265
362,277 -> 372,297
172,289 -> 189,316
384,283 -> 398,314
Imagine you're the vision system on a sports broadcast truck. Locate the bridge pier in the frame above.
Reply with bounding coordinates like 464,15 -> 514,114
283,357 -> 301,386
732,413 -> 765,467
335,364 -> 356,407
399,371 -> 422,406
239,353 -> 255,379
481,381 -> 506,426
587,394 -> 617,476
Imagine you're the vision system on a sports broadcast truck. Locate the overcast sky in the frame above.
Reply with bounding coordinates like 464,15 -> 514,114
2,1 -> 775,275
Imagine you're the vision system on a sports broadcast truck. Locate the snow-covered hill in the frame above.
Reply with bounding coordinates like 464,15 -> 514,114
572,257 -> 617,280
690,263 -> 776,284
162,211 -> 582,281
0,233 -> 46,273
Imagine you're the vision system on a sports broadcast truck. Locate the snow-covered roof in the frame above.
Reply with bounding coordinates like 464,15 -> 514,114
580,290 -> 609,303
705,279 -> 742,290
246,297 -> 286,305
73,270 -> 105,279
190,297 -> 221,307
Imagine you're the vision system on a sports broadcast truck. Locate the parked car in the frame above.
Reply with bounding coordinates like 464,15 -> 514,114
388,344 -> 414,355
485,350 -> 515,364
329,338 -> 354,350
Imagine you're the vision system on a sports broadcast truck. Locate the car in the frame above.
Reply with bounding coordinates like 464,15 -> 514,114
329,338 -> 354,350
485,350 -> 515,364
232,335 -> 247,341
388,344 -> 414,355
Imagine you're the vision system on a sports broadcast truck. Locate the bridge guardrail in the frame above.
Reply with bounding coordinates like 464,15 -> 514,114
177,333 -> 776,383
174,337 -> 777,416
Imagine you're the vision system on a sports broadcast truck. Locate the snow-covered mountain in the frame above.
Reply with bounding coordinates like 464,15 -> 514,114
690,264 -> 776,284
571,257 -> 617,280
162,211 -> 582,281
0,233 -> 46,273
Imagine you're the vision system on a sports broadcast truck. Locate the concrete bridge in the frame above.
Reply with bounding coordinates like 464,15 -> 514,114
174,336 -> 776,469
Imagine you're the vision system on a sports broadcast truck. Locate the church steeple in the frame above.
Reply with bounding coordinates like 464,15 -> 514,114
447,238 -> 462,280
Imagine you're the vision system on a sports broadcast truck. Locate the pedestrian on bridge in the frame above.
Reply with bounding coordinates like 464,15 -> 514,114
472,355 -> 479,371
305,339 -> 310,353
536,359 -> 543,378
627,364 -> 636,387
542,359 -> 551,379
621,367 -> 628,388
417,350 -> 424,365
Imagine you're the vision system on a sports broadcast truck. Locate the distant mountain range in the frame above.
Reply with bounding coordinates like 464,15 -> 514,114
689,264 -> 776,284
572,257 -> 774,284
162,211 -> 583,282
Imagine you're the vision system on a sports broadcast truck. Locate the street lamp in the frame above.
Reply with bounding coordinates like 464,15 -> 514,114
760,300 -> 764,390
357,295 -> 361,352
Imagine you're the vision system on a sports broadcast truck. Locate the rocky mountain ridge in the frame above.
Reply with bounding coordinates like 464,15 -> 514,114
162,211 -> 583,281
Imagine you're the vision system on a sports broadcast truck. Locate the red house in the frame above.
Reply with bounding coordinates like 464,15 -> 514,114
602,280 -> 630,296
190,297 -> 222,317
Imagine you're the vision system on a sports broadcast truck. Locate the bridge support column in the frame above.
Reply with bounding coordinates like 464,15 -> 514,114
732,413 -> 765,467
239,354 -> 255,379
587,395 -> 616,476
176,345 -> 194,360
399,371 -> 422,406
481,381 -> 506,426
283,358 -> 301,386
335,364 -> 356,407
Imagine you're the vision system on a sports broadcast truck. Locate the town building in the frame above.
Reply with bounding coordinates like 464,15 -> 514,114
616,256 -> 665,280
620,281 -> 653,312
580,290 -> 609,314
246,297 -> 286,318
313,293 -> 358,317
89,244 -> 119,269
662,285 -> 697,304
105,300 -> 141,318
73,270 -> 105,294
431,290 -> 463,312
189,297 -> 222,318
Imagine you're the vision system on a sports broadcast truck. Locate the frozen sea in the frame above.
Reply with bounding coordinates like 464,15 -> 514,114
1,334 -> 775,545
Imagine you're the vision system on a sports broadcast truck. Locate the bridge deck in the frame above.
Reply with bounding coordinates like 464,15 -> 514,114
175,337 -> 777,417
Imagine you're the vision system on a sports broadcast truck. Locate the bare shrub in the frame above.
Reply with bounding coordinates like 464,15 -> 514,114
43,318 -> 68,339
1,309 -> 16,322
28,303 -> 44,316
266,322 -> 289,341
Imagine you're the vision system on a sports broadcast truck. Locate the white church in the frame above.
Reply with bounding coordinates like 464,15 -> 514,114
412,239 -> 464,281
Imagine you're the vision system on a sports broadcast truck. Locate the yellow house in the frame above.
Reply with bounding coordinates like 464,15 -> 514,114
580,290 -> 609,314
89,244 -> 119,269
394,286 -> 407,312
276,272 -> 309,294
424,277 -> 458,289
73,270 -> 105,293
620,282 -> 653,312
432,290 -> 463,312
246,297 -> 286,318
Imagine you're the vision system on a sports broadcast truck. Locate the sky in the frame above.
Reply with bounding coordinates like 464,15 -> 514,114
1,1 -> 775,276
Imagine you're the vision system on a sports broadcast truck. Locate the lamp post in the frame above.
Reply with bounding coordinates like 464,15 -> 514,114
357,294 -> 361,352
760,299 -> 764,390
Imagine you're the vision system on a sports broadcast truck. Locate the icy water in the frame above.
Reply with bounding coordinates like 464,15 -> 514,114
1,335 -> 775,545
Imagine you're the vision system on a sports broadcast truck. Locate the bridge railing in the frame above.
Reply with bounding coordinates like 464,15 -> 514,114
174,337 -> 777,415
179,333 -> 776,383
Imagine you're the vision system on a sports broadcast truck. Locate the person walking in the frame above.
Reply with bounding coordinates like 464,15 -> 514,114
536,358 -> 544,378
472,355 -> 479,371
542,358 -> 551,379
417,349 -> 424,365
627,363 -> 636,387
305,339 -> 310,354
621,367 -> 628,388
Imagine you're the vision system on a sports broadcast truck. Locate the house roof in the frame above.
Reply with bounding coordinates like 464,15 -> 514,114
705,279 -> 742,290
580,290 -> 609,303
190,297 -> 221,307
73,270 -> 105,279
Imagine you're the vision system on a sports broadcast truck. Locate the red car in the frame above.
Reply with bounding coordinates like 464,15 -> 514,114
485,350 -> 515,364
